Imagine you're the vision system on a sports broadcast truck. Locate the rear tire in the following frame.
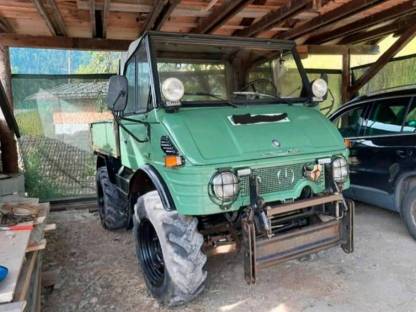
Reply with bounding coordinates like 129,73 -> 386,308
401,188 -> 416,240
133,191 -> 207,306
96,167 -> 128,230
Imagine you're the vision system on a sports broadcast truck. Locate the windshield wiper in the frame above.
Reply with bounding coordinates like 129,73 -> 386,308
232,91 -> 291,105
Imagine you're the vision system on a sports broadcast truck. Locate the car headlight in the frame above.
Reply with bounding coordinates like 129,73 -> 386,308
209,171 -> 240,206
332,156 -> 348,183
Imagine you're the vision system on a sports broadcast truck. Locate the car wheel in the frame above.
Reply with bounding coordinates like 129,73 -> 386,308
133,191 -> 207,306
96,167 -> 128,230
401,187 -> 416,240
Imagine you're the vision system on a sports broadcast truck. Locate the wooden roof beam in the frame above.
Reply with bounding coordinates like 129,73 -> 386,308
45,0 -> 67,36
141,0 -> 180,34
32,0 -> 59,36
350,23 -> 416,95
296,44 -> 379,56
89,0 -> 96,38
279,0 -> 382,43
193,0 -> 254,34
339,14 -> 416,45
0,18 -> 13,33
307,1 -> 416,44
0,33 -> 130,51
102,0 -> 110,38
234,0 -> 312,37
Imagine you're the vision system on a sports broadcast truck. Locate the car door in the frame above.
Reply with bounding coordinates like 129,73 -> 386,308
348,96 -> 413,210
331,101 -> 370,194
119,39 -> 153,170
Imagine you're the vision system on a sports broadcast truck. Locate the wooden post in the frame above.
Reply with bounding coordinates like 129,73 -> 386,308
341,48 -> 351,103
0,45 -> 18,174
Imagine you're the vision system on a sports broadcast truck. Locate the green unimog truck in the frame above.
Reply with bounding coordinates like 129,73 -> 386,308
90,32 -> 354,306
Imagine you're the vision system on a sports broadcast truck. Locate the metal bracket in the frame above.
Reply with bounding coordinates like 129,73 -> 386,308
341,198 -> 354,253
242,214 -> 256,284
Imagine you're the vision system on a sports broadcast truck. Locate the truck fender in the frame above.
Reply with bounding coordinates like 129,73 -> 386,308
95,153 -> 118,184
129,165 -> 176,212
394,171 -> 416,212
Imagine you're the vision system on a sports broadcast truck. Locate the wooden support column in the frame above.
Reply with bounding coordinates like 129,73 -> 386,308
350,23 -> 416,95
341,48 -> 351,103
0,45 -> 18,173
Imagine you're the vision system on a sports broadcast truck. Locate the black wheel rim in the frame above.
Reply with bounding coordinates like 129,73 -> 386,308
137,219 -> 165,287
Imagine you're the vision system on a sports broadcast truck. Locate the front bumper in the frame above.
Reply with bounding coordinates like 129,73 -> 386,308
242,193 -> 354,284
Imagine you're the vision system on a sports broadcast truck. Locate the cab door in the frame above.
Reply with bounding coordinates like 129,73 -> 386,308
119,39 -> 153,170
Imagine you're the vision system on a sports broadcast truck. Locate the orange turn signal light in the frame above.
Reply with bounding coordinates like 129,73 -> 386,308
344,139 -> 352,148
164,155 -> 183,168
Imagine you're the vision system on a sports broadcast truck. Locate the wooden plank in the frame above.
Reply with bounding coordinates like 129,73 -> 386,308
26,239 -> 46,253
43,223 -> 56,232
342,48 -> 351,102
13,251 -> 38,302
0,301 -> 26,312
89,0 -> 96,38
0,33 -> 131,50
279,0 -> 382,41
350,23 -> 416,95
31,0 -> 57,36
0,229 -> 32,303
45,0 -> 67,36
296,44 -> 379,55
340,13 -> 416,45
235,0 -> 311,37
141,0 -> 180,34
102,0 -> 110,38
193,0 -> 253,34
307,1 -> 416,44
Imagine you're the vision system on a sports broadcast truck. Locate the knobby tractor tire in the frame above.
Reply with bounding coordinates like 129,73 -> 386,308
96,167 -> 128,230
401,187 -> 416,240
133,191 -> 207,306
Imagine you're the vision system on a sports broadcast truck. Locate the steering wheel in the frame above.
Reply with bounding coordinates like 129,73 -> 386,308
240,78 -> 277,94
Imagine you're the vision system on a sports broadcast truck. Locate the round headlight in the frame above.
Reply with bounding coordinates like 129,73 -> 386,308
161,77 -> 185,102
209,171 -> 240,206
311,78 -> 328,99
332,157 -> 348,183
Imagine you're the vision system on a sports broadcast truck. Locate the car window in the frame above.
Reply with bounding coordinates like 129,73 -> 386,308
333,104 -> 365,137
124,56 -> 136,114
364,98 -> 411,136
136,43 -> 152,112
403,98 -> 416,133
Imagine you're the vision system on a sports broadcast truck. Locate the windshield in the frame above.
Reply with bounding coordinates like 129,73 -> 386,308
151,35 -> 308,105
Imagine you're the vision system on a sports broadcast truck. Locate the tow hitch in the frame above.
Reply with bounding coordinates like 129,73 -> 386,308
241,175 -> 354,284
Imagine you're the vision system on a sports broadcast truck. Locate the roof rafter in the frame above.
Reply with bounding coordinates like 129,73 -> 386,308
141,0 -> 180,34
234,0 -> 312,37
279,0 -> 382,43
0,18 -> 13,33
340,13 -> 416,45
102,0 -> 110,38
350,22 -> 416,95
45,0 -> 67,36
31,0 -> 59,36
89,0 -> 96,38
193,0 -> 254,34
307,1 -> 416,44
0,33 -> 130,51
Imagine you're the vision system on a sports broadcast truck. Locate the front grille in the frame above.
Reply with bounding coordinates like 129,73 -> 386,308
239,163 -> 325,196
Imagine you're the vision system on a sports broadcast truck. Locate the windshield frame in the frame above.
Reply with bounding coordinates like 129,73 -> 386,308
146,31 -> 313,108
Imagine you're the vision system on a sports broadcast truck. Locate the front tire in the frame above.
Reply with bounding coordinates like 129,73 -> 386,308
96,167 -> 128,230
133,191 -> 207,306
401,187 -> 416,240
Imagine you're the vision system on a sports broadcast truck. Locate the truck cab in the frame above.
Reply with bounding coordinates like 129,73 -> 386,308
91,32 -> 353,306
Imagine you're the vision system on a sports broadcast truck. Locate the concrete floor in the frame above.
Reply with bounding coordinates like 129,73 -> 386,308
42,203 -> 416,312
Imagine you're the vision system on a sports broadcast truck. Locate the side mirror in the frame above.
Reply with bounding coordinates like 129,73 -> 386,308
107,75 -> 128,112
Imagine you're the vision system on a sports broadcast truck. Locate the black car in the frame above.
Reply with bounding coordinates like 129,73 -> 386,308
329,88 -> 416,240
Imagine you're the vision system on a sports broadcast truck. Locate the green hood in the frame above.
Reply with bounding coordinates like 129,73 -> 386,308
160,104 -> 344,165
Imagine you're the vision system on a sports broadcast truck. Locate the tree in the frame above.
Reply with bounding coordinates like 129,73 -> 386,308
76,51 -> 121,74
